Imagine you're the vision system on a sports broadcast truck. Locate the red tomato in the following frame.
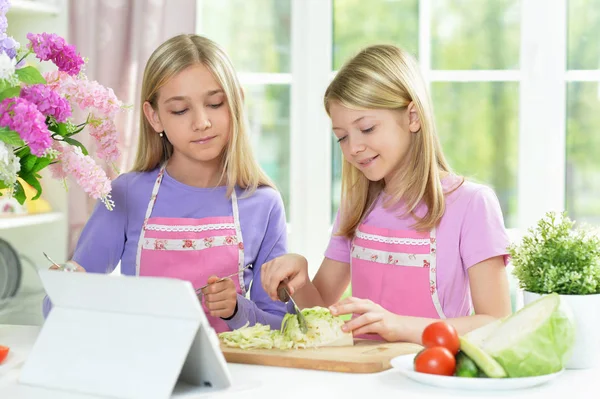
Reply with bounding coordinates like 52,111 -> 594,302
414,346 -> 456,376
0,345 -> 9,364
421,321 -> 460,354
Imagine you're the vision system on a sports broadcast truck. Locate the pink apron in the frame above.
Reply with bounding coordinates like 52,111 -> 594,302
135,165 -> 246,333
351,221 -> 445,340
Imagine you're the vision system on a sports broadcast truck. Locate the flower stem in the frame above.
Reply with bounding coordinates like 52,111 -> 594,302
16,50 -> 33,66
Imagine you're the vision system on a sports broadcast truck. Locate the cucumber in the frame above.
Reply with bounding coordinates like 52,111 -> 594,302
459,337 -> 507,378
454,351 -> 480,378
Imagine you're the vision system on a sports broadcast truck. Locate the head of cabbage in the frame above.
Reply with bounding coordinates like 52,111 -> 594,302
464,293 -> 575,377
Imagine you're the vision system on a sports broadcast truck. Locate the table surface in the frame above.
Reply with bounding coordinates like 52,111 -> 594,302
0,324 -> 595,398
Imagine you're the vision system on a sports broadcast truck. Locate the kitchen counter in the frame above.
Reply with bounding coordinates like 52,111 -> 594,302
0,325 -> 595,398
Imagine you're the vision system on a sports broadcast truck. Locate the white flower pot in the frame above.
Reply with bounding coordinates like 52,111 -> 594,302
523,291 -> 600,369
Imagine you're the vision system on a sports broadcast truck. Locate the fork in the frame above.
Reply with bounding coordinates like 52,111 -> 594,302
43,252 -> 77,272
195,264 -> 252,294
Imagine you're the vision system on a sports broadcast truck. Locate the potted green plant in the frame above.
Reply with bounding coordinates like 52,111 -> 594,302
508,211 -> 600,369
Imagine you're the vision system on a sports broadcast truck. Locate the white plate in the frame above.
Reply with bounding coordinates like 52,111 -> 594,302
390,354 -> 564,391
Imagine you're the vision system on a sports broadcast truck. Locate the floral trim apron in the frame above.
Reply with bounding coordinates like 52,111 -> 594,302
135,165 -> 245,333
351,221 -> 445,339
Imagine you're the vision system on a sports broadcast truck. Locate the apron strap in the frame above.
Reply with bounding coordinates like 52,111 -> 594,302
428,227 -> 446,319
231,189 -> 247,295
135,165 -> 166,276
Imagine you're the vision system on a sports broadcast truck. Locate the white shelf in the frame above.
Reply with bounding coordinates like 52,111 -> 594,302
0,212 -> 63,230
7,0 -> 60,16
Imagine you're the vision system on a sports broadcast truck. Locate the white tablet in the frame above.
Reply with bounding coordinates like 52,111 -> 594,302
19,269 -> 232,399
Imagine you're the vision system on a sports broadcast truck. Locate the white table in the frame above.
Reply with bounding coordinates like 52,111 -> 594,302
0,325 -> 595,398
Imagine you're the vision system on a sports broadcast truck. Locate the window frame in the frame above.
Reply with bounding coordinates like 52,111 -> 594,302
197,0 -> 580,276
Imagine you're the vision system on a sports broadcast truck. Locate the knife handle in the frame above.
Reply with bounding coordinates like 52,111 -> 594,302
277,282 -> 290,302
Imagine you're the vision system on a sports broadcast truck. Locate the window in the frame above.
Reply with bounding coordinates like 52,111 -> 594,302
197,0 -> 598,275
566,0 -> 600,225
197,0 -> 292,217
331,0 -> 520,227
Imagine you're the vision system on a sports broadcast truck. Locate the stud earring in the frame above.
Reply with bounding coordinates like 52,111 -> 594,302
159,131 -> 164,137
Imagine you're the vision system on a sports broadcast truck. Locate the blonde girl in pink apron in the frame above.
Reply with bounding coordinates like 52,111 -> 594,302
44,35 -> 288,334
261,44 -> 512,343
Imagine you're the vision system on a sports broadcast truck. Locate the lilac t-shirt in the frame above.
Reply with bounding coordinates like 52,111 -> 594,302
43,168 -> 288,330
325,175 -> 510,318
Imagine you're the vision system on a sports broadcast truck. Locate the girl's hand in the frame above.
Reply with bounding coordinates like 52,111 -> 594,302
202,275 -> 238,319
261,253 -> 309,301
330,297 -> 403,342
49,260 -> 86,272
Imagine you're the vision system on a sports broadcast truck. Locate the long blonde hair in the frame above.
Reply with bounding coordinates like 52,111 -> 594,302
325,44 -> 456,237
132,34 -> 274,196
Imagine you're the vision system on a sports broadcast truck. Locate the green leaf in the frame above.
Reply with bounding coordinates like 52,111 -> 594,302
15,66 -> 46,85
0,127 -> 25,146
32,156 -> 52,173
0,86 -> 21,101
0,79 -> 9,93
19,172 -> 43,200
67,123 -> 86,137
15,145 -> 31,158
57,122 -> 69,137
14,180 -> 26,204
20,153 -> 38,173
63,137 -> 89,155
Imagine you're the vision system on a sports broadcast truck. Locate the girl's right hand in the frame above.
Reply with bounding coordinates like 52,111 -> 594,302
49,260 -> 86,272
261,253 -> 309,302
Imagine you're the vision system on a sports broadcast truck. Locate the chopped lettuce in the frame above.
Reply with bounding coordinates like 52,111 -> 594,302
281,306 -> 353,348
218,306 -> 353,350
219,323 -> 285,349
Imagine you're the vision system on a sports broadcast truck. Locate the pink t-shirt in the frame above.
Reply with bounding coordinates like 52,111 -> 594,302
325,174 -> 510,318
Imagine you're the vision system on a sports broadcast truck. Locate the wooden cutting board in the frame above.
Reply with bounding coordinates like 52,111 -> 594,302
220,339 -> 422,373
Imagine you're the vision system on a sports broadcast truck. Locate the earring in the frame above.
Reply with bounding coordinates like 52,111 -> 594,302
159,131 -> 164,137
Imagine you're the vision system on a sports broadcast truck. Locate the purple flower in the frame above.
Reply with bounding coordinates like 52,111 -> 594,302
0,0 -> 10,15
27,32 -> 84,76
0,97 -> 53,156
0,0 -> 9,39
20,84 -> 72,122
0,35 -> 18,59
0,16 -> 7,37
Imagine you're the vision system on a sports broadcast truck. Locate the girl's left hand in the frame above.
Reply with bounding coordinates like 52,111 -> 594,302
202,275 -> 238,319
329,297 -> 403,342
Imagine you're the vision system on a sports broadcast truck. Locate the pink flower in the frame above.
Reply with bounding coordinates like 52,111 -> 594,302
52,143 -> 113,209
44,71 -> 122,118
88,119 -> 120,162
27,33 -> 84,76
20,84 -> 71,122
0,97 -> 52,156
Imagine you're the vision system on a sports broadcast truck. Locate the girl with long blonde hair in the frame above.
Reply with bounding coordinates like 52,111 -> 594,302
261,44 -> 512,343
44,34 -> 289,333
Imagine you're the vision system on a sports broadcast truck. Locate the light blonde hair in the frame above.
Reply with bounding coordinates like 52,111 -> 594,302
132,34 -> 274,196
325,44 -> 459,237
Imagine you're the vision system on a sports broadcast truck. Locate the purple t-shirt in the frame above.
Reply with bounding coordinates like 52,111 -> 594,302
325,174 -> 510,318
43,168 -> 288,330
